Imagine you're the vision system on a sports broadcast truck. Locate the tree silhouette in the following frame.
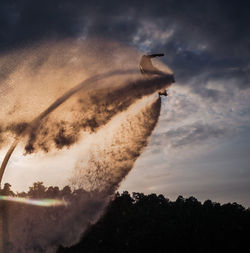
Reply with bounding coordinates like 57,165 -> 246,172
28,181 -> 47,198
58,191 -> 250,253
0,183 -> 14,196
0,182 -> 249,252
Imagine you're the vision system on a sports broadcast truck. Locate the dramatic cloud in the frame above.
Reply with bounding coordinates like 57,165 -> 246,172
151,82 -> 250,152
0,0 -> 249,88
1,0 -> 250,226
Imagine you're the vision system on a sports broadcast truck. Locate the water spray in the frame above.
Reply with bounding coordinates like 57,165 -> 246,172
0,41 -> 174,252
0,70 -> 173,186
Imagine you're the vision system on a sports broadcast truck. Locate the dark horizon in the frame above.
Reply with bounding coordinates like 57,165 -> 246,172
1,181 -> 250,252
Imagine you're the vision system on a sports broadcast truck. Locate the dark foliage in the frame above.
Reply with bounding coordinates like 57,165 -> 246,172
1,183 -> 249,252
58,191 -> 250,253
0,182 -> 73,199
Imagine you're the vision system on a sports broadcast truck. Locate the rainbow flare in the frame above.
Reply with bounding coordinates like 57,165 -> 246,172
0,195 -> 68,207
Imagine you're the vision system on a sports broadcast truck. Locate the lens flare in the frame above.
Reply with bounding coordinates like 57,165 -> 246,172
0,195 -> 68,207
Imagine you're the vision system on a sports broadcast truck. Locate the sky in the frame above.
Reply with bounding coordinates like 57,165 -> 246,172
0,0 -> 250,206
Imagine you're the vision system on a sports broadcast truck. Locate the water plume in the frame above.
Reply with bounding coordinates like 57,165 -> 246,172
71,96 -> 162,192
0,70 -> 171,184
0,38 -> 171,252
4,96 -> 161,253
0,39 -> 173,184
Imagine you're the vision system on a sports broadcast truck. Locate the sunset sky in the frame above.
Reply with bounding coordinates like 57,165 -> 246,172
0,0 -> 249,206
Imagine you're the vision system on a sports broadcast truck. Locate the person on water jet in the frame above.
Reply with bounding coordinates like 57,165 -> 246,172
139,53 -> 174,96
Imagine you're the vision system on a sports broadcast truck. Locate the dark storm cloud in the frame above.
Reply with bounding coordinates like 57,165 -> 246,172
0,0 -> 86,50
0,0 -> 249,89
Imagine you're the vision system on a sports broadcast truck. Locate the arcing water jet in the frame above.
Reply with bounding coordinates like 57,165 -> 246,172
0,69 -> 173,185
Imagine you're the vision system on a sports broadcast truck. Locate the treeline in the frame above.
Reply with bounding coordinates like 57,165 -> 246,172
0,182 -> 74,198
1,183 -> 250,252
58,191 -> 250,253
